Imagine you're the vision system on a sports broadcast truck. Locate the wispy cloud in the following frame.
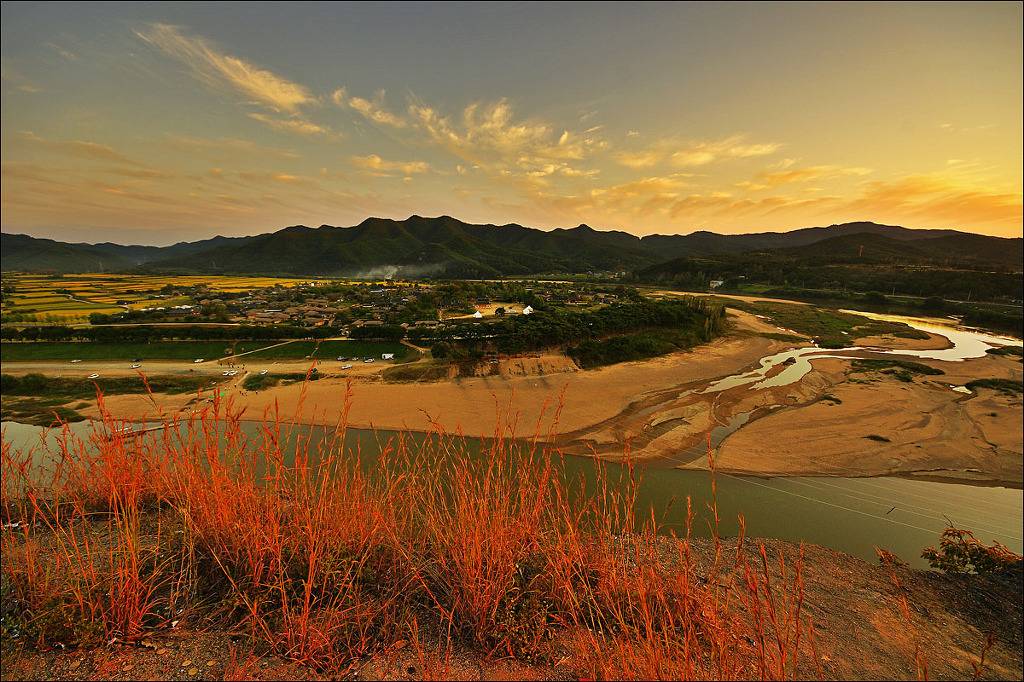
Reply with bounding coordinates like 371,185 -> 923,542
616,135 -> 782,169
44,42 -> 78,61
350,154 -> 429,176
17,131 -> 145,166
247,113 -> 334,137
938,122 -> 996,134
165,135 -> 300,160
671,136 -> 782,167
845,174 -> 1022,228
1,65 -> 42,93
338,89 -> 408,128
615,149 -> 662,169
737,164 -> 872,191
408,98 -> 607,181
135,23 -> 314,113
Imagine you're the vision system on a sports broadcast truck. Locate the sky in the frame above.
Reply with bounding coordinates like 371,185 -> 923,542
1,1 -> 1021,245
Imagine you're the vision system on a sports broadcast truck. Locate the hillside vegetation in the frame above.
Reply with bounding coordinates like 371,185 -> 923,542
4,217 -> 1020,278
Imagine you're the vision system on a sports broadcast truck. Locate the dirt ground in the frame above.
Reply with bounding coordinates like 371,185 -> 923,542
713,354 -> 1024,485
2,538 -> 1020,681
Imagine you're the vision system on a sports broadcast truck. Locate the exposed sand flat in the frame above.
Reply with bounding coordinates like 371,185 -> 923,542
222,327 -> 790,437
649,290 -> 811,306
553,352 -> 844,464
73,309 -> 794,437
711,355 -> 1023,484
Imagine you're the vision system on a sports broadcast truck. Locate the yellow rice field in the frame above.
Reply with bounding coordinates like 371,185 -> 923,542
0,273 -> 308,324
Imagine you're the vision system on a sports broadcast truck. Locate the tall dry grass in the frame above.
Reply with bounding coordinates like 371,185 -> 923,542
1,382 -> 820,679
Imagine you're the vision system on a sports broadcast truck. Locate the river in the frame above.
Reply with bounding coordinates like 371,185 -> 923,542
3,416 -> 1020,570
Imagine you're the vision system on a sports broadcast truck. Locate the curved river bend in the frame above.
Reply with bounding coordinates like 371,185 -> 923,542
705,310 -> 1021,394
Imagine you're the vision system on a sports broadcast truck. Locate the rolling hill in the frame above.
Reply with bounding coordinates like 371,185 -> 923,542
2,217 -> 1019,277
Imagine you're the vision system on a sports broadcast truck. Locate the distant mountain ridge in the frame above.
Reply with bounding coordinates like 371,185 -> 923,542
2,217 -> 1020,276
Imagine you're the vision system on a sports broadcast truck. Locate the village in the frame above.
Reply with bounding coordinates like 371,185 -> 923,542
84,278 -> 638,338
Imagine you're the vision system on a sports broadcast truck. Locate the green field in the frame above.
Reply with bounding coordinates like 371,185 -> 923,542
0,341 -> 263,362
719,300 -> 930,348
243,340 -> 411,361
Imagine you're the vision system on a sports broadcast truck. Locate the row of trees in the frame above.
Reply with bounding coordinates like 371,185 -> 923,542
637,257 -> 1023,303
0,324 -> 334,343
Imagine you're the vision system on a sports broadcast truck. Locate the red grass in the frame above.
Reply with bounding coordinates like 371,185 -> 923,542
1,381 -> 824,680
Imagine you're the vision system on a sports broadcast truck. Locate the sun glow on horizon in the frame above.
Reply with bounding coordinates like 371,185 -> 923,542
1,3 -> 1021,244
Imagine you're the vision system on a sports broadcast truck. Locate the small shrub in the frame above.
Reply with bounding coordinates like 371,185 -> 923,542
864,434 -> 891,443
922,527 -> 1023,576
964,378 -> 1023,396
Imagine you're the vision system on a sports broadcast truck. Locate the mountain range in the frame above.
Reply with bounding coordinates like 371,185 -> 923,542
2,216 -> 1020,277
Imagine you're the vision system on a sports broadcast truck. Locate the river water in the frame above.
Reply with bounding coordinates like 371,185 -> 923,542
3,415 -> 1021,569
704,309 -> 1022,394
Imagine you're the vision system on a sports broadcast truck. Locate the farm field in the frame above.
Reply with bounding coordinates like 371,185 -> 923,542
0,273 -> 311,324
0,340 -> 271,362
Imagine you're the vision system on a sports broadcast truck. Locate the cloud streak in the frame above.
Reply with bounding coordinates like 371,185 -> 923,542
350,154 -> 430,176
16,131 -> 146,166
339,90 -> 408,128
136,23 -> 314,113
615,135 -> 782,169
247,113 -> 334,137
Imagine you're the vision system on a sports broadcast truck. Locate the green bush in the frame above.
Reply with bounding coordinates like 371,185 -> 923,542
964,378 -> 1023,395
922,527 -> 1023,576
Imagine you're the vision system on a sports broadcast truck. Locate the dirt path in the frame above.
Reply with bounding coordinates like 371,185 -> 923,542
219,338 -> 300,362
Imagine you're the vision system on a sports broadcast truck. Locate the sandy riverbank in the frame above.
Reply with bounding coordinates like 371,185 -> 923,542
79,309 -> 793,437
710,353 -> 1024,485
7,306 -> 1021,486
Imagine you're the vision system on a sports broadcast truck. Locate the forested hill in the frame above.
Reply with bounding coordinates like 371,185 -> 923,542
2,216 -> 1018,277
634,231 -> 1024,304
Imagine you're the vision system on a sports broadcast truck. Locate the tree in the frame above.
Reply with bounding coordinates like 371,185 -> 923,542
862,291 -> 888,305
431,341 -> 453,359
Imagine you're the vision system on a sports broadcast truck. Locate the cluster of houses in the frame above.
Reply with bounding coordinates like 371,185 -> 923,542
136,303 -> 195,313
242,297 -> 337,326
102,279 -> 641,336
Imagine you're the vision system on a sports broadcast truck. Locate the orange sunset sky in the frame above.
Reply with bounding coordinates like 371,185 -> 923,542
2,2 -> 1021,244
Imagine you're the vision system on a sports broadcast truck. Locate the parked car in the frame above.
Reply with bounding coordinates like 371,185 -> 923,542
88,373 -> 100,379
130,363 -> 141,369
70,359 -> 82,364
363,358 -> 375,364
193,358 -> 204,363
341,364 -> 353,370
